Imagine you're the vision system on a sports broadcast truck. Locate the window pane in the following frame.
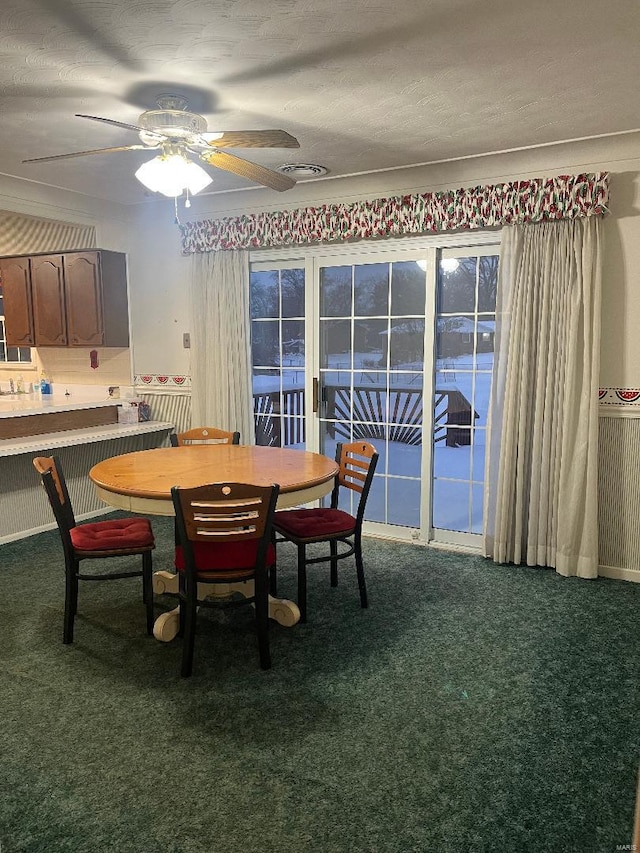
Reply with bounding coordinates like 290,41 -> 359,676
19,347 -> 32,363
388,477 -> 420,527
7,346 -> 19,362
473,373 -> 492,427
320,267 -> 351,316
355,319 -> 386,369
388,440 -> 422,476
388,388 -> 422,427
388,318 -> 424,367
320,319 -> 351,369
251,321 -> 279,366
477,256 -> 499,312
281,269 -> 304,317
250,270 -> 279,318
438,256 -> 476,313
354,263 -> 388,316
365,476 -> 386,523
432,479 -> 470,532
391,261 -> 426,315
433,440 -> 472,480
282,319 -> 304,364
436,314 -> 475,362
471,485 -> 484,534
471,428 -> 487,482
474,315 -> 495,372
252,368 -> 279,395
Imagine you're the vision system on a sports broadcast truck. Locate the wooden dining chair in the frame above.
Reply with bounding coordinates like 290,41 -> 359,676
170,427 -> 240,446
33,456 -> 155,644
272,441 -> 379,622
171,480 -> 279,677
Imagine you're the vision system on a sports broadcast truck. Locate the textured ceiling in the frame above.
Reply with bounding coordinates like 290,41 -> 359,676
0,0 -> 638,205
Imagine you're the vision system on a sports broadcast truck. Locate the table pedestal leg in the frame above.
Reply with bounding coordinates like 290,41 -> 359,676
152,571 -> 300,642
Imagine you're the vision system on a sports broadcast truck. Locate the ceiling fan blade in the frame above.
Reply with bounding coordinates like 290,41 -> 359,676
76,114 -> 147,133
201,150 -> 295,192
200,130 -> 299,149
23,145 -> 157,163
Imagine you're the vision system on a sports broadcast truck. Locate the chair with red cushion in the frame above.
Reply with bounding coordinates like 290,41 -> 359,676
272,441 -> 379,623
170,427 -> 240,446
171,480 -> 279,677
33,456 -> 155,644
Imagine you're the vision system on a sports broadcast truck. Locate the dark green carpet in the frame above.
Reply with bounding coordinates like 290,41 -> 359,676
1,517 -> 638,853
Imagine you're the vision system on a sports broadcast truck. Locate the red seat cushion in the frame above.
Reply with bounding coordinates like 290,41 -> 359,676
71,517 -> 154,552
175,541 -> 275,576
274,508 -> 356,539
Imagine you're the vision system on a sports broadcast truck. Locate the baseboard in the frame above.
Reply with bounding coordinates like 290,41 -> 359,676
598,564 -> 640,583
0,507 -> 113,545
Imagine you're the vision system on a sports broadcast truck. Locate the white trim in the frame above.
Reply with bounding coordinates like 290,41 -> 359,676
598,564 -> 640,584
599,406 -> 640,419
0,507 -> 113,545
250,230 -> 502,265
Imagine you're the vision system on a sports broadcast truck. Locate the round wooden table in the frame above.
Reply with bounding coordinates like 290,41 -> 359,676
89,445 -> 339,640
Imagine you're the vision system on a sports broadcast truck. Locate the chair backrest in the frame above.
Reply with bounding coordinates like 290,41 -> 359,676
171,481 -> 279,573
332,441 -> 379,522
33,455 -> 76,539
170,427 -> 240,446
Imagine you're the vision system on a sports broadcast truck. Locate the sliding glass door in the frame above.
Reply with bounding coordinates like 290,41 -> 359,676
315,253 -> 429,532
249,239 -> 499,547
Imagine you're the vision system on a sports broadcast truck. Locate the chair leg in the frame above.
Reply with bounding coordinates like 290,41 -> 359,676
354,533 -> 368,609
254,573 -> 271,670
63,560 -> 79,644
269,533 -> 278,597
297,544 -> 308,623
330,540 -> 339,587
142,551 -> 154,635
181,578 -> 197,677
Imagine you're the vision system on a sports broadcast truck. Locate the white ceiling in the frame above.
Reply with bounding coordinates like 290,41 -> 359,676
0,0 -> 638,205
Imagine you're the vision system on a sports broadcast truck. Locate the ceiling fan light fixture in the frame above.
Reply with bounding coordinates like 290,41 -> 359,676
135,151 -> 212,198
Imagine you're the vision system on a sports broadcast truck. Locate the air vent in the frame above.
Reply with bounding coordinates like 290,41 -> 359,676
278,163 -> 328,177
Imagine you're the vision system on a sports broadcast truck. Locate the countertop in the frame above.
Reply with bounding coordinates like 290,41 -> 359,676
0,391 -> 125,419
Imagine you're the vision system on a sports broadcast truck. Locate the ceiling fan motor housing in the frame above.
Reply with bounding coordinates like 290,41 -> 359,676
138,109 -> 207,139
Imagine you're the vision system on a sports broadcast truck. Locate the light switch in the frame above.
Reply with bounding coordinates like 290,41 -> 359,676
183,333 -> 191,349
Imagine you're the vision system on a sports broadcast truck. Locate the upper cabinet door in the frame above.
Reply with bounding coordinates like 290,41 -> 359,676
31,255 -> 67,346
64,252 -> 104,347
0,257 -> 35,346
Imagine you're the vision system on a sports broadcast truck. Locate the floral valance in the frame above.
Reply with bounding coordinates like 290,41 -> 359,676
180,171 -> 609,254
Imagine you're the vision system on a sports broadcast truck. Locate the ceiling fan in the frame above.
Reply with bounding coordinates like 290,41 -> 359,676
23,94 -> 300,196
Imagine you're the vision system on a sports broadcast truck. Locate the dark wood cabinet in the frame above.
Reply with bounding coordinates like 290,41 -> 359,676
31,254 -> 67,346
0,256 -> 35,346
0,249 -> 130,348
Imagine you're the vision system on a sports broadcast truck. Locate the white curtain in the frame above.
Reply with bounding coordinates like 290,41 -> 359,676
190,250 -> 256,444
484,217 -> 602,578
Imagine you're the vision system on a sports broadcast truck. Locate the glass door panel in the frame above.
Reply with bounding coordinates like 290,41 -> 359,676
317,257 -> 427,530
250,264 -> 306,448
431,249 -> 498,542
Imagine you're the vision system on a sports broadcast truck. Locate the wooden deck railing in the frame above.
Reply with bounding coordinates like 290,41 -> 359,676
253,385 -> 477,447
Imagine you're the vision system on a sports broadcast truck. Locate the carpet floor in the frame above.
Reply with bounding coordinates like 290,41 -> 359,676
1,516 -> 639,853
